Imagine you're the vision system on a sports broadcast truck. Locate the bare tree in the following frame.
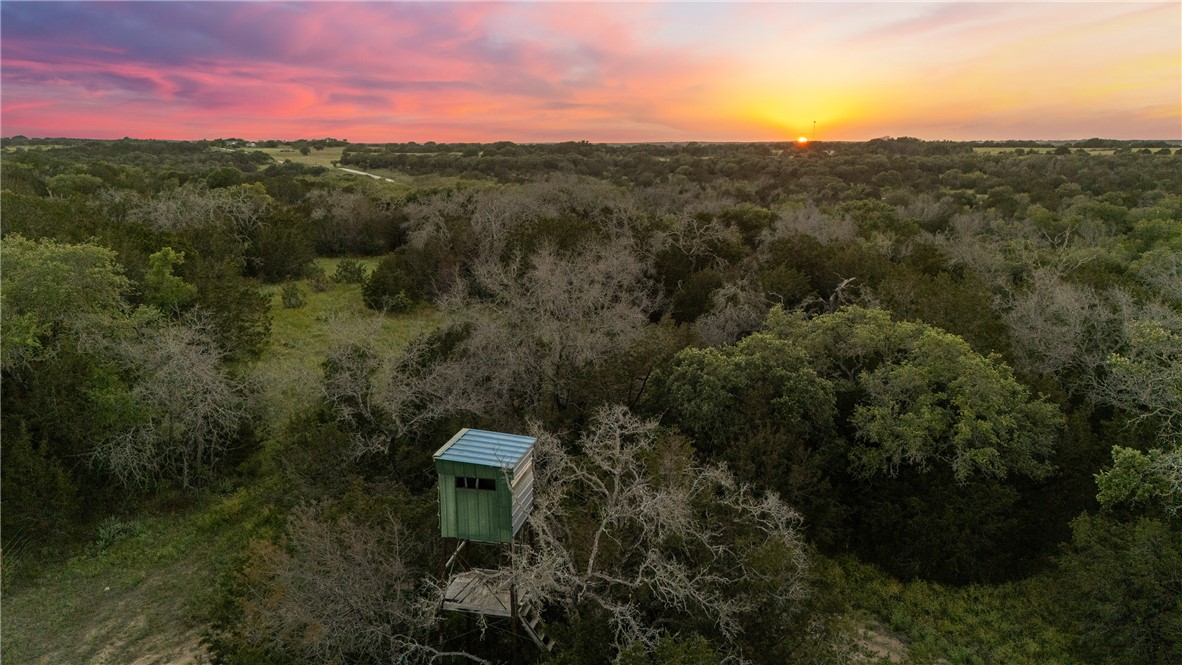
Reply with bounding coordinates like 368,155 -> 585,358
130,183 -> 269,243
1132,247 -> 1182,305
510,406 -> 811,657
1003,268 -> 1115,382
241,506 -> 485,664
327,239 -> 661,452
1096,305 -> 1182,441
694,278 -> 770,346
92,315 -> 252,488
762,203 -> 855,245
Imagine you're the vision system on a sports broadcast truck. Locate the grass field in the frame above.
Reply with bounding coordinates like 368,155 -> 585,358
1,144 -> 69,153
254,145 -> 344,167
971,147 -> 1115,155
253,146 -> 484,192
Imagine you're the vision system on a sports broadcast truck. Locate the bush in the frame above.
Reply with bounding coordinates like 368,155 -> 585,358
332,259 -> 367,284
281,284 -> 306,309
304,264 -> 329,292
362,255 -> 421,312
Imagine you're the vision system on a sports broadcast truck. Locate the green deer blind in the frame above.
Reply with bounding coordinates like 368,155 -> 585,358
434,428 -> 536,544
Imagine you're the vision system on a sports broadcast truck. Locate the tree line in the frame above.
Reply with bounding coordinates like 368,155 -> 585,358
2,137 -> 1179,663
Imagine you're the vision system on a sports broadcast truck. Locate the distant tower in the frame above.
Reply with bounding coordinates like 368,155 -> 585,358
434,428 -> 553,655
813,120 -> 817,141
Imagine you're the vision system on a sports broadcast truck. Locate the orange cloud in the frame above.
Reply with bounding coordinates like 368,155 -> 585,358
1,2 -> 1177,141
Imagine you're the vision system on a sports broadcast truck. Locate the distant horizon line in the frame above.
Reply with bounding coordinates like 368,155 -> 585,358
5,135 -> 1181,145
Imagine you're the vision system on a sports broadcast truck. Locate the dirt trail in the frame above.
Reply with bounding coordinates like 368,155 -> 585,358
337,166 -> 396,182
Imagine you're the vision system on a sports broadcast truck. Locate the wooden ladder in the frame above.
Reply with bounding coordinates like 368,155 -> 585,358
517,601 -> 554,652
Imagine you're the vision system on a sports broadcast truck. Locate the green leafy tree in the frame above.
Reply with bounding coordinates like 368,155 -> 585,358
362,254 -> 422,312
332,258 -> 369,284
1,234 -> 130,336
1057,514 -> 1182,665
1097,446 -> 1182,518
144,247 -> 197,312
767,306 -> 1061,483
660,333 -> 836,496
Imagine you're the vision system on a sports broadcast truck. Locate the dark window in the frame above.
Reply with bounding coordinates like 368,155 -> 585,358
454,476 -> 495,491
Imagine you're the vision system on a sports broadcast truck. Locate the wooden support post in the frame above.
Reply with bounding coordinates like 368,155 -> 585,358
437,536 -> 448,648
510,535 -> 519,665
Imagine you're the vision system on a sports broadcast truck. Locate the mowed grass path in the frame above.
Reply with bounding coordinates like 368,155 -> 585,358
1,261 -> 447,664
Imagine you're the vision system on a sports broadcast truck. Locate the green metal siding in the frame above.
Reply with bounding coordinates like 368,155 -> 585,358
437,459 -> 514,543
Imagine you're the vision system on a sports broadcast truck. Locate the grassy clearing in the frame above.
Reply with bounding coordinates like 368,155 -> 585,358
254,258 -> 449,429
347,166 -> 475,191
1,485 -> 279,665
821,555 -> 1079,664
3,145 -> 65,152
254,145 -> 344,167
971,147 -> 1115,155
253,146 -> 485,192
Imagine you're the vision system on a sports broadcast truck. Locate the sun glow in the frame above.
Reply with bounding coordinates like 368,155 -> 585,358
797,136 -> 809,144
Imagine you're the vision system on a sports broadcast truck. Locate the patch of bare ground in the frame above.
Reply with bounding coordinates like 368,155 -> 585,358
10,554 -> 212,665
853,621 -> 909,663
3,489 -> 270,665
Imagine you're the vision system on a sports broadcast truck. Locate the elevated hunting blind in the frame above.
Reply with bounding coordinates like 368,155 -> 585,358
434,428 -> 536,544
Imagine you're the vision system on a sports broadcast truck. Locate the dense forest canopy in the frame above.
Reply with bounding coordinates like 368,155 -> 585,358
2,137 -> 1179,664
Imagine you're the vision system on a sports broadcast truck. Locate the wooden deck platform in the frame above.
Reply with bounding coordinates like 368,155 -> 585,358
441,569 -> 513,617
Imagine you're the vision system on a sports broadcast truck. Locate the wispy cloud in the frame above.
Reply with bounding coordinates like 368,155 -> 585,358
1,1 -> 1177,141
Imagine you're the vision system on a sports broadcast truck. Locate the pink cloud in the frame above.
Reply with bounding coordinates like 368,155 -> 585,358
1,2 -> 1177,141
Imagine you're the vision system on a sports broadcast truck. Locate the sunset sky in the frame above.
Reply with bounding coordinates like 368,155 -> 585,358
2,1 -> 1178,142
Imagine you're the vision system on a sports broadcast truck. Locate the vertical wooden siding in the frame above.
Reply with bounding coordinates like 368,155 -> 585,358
437,460 -> 515,543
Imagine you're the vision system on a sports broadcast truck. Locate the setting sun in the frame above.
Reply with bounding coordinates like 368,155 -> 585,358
797,136 -> 809,144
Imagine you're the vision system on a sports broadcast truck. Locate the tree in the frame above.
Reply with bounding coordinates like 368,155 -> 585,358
92,316 -> 253,488
659,332 -> 836,499
511,406 -> 811,659
1003,269 -> 1120,385
0,234 -> 129,338
186,255 -> 272,358
1057,513 -> 1182,665
363,253 -> 423,312
767,306 -> 1061,483
233,505 -> 461,664
143,247 -> 197,312
1096,446 -> 1182,518
131,183 -> 269,241
664,306 -> 1063,580
333,240 -> 661,445
1096,308 -> 1182,442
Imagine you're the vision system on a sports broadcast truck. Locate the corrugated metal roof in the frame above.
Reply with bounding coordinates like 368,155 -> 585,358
434,428 -> 536,469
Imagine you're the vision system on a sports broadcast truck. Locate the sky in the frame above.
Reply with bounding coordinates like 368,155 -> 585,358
1,1 -> 1179,142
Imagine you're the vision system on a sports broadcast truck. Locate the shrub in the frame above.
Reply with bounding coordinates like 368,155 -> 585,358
305,264 -> 329,292
362,255 -> 421,312
332,258 -> 368,284
281,284 -> 306,309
